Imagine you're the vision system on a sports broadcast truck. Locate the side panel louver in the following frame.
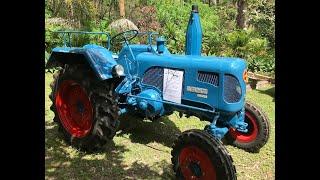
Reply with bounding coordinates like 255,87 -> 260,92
197,71 -> 219,86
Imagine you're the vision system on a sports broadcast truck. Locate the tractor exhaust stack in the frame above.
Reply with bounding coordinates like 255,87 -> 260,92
185,5 -> 203,56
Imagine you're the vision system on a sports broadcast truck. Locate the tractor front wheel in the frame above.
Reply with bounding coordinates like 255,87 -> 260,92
49,65 -> 120,152
226,101 -> 270,153
171,129 -> 237,180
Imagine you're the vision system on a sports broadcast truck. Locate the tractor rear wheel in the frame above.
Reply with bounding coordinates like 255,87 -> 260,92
49,65 -> 120,152
171,129 -> 237,180
226,101 -> 270,153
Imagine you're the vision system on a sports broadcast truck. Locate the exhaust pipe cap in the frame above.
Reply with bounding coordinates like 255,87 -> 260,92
192,5 -> 198,13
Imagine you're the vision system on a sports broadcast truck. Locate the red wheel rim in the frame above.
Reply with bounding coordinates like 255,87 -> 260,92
179,146 -> 216,180
229,111 -> 258,143
55,80 -> 93,138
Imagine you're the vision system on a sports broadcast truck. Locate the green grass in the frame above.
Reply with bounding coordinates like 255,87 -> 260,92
45,72 -> 275,180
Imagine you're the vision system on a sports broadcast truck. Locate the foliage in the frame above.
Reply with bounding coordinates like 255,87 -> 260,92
45,0 -> 275,74
46,0 -> 95,28
45,51 -> 50,64
133,6 -> 161,33
248,0 -> 275,48
223,29 -> 274,73
45,19 -> 70,52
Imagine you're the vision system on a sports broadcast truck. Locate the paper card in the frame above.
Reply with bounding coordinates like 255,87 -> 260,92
163,68 -> 184,104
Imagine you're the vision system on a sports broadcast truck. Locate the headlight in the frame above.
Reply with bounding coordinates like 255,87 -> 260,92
243,69 -> 248,83
112,65 -> 124,76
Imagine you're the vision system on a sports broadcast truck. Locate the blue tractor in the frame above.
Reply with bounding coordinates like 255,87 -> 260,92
47,5 -> 270,180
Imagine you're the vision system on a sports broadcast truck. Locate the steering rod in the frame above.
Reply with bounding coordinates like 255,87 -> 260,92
123,36 -> 139,77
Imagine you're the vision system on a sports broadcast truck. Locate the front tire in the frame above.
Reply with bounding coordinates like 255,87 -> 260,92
49,65 -> 120,151
226,101 -> 270,153
171,129 -> 237,180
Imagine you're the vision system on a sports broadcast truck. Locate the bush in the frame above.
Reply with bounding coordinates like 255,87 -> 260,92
45,21 -> 67,52
45,51 -> 50,64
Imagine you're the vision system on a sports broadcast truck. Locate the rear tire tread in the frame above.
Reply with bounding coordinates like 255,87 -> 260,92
49,65 -> 120,152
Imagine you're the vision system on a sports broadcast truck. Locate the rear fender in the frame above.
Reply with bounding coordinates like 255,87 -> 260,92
46,44 -> 119,80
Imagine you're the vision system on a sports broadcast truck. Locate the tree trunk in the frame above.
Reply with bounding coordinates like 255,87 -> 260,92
236,0 -> 247,29
109,0 -> 114,19
70,1 -> 74,19
119,0 -> 125,18
53,0 -> 63,17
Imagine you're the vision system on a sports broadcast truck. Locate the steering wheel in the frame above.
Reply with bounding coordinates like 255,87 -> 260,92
110,30 -> 139,45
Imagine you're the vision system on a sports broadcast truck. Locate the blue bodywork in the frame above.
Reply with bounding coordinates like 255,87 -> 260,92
185,5 -> 202,55
47,5 -> 248,140
115,44 -> 248,139
48,45 -> 118,80
46,31 -> 118,80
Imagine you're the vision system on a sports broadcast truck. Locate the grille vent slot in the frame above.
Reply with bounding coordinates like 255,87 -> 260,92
142,67 -> 164,90
197,71 -> 219,86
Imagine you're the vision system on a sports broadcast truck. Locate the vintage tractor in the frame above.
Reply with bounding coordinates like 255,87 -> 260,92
47,5 -> 270,180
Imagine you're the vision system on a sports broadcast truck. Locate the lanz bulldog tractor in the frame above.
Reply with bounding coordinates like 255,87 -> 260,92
47,5 -> 270,180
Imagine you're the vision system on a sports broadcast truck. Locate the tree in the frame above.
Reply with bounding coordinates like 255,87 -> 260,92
119,0 -> 125,17
236,0 -> 247,29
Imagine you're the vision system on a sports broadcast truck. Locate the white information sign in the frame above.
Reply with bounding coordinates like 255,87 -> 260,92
163,68 -> 184,104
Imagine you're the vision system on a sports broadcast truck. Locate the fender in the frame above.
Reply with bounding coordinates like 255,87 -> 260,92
46,44 -> 120,80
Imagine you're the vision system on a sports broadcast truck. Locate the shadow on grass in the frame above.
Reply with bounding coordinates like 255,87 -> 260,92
257,86 -> 275,101
117,113 -> 181,148
45,120 -> 174,179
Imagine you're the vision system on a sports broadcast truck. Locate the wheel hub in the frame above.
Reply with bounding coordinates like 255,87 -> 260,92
55,80 -> 93,138
76,101 -> 85,114
189,162 -> 202,178
229,111 -> 259,143
179,146 -> 216,180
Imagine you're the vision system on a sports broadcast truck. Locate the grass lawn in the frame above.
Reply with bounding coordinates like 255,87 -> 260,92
45,72 -> 275,180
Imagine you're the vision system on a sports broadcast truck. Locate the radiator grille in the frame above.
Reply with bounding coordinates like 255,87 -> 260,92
142,67 -> 164,90
224,74 -> 242,103
197,71 -> 219,86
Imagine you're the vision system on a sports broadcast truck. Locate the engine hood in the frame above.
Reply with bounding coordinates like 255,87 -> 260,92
136,53 -> 247,78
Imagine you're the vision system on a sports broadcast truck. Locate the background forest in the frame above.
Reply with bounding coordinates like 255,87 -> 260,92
45,0 -> 275,76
